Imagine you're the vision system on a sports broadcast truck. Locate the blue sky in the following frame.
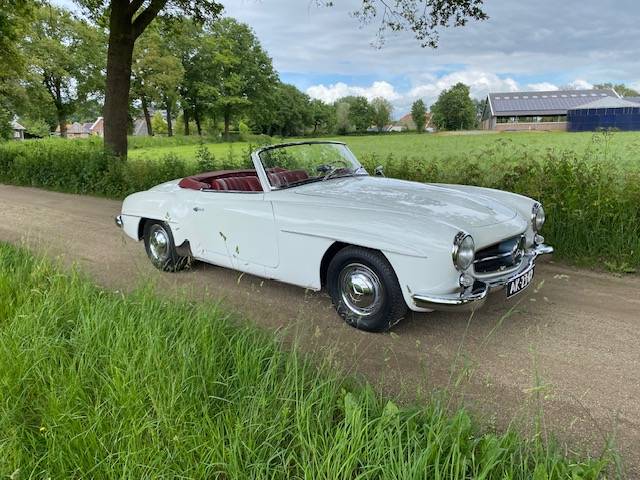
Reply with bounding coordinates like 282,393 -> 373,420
57,0 -> 640,116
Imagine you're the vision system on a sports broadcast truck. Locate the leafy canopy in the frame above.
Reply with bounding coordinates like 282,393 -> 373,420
431,82 -> 476,131
411,99 -> 427,132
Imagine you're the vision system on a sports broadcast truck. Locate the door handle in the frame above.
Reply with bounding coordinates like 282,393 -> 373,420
193,206 -> 205,212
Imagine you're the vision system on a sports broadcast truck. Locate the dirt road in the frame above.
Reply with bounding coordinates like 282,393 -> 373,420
1,184 -> 639,475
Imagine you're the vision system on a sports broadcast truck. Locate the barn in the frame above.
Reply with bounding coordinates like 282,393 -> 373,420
481,89 -> 619,131
567,97 -> 640,132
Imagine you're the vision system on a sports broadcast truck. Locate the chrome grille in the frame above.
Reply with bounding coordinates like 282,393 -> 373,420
474,235 -> 525,274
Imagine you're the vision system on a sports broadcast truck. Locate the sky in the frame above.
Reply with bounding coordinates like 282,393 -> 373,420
57,0 -> 640,117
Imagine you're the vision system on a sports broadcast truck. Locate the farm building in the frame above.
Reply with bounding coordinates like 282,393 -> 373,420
567,97 -> 640,132
481,89 -> 619,131
54,117 -> 104,138
11,120 -> 25,140
397,112 -> 433,131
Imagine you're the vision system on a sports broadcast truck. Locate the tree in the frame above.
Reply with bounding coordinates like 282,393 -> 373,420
75,0 -> 223,157
411,99 -> 427,132
205,18 -> 276,138
370,97 -> 392,132
131,25 -> 184,137
593,83 -> 639,98
339,96 -> 372,133
22,6 -> 105,137
310,99 -> 333,134
334,101 -> 351,134
430,83 -> 476,131
341,0 -> 487,48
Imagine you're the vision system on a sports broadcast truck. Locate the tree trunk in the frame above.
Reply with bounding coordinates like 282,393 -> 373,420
183,108 -> 190,135
165,100 -> 173,137
103,4 -> 135,158
223,108 -> 230,140
141,95 -> 153,136
57,110 -> 67,138
194,108 -> 202,136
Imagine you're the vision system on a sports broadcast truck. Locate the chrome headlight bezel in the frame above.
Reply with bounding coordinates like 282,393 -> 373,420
531,203 -> 546,232
452,232 -> 475,272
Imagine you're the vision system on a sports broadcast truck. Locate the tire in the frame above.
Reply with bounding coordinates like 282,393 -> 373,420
327,246 -> 407,332
143,221 -> 190,272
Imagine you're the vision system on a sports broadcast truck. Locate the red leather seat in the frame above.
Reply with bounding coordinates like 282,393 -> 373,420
268,170 -> 309,188
210,176 -> 262,192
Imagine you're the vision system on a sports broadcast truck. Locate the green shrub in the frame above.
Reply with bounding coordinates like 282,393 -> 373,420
0,243 -> 611,478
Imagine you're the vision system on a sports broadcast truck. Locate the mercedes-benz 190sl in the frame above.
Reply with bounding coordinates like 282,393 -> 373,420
116,141 -> 553,332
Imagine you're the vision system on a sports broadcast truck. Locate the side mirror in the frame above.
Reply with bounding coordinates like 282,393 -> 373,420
374,165 -> 385,177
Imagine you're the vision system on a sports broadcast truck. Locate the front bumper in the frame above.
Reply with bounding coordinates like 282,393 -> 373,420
412,243 -> 553,312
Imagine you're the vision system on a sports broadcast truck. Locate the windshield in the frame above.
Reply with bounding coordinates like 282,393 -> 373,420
258,143 -> 367,189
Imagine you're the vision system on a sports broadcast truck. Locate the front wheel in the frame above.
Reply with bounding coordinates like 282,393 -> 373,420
327,247 -> 407,332
143,221 -> 190,272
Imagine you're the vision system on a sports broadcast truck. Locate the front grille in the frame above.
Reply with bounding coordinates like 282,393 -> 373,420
474,235 -> 525,274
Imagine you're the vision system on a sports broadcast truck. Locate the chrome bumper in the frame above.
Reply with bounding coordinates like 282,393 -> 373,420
412,243 -> 554,312
115,215 -> 123,228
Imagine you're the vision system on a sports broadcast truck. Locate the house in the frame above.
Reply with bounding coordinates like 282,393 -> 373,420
11,120 -> 25,140
55,117 -> 104,138
480,89 -> 619,131
397,112 -> 433,131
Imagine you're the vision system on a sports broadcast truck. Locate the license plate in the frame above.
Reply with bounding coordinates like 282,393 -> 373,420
506,268 -> 534,298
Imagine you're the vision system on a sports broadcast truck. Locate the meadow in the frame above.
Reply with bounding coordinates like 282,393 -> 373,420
128,130 -> 640,169
0,243 -> 612,478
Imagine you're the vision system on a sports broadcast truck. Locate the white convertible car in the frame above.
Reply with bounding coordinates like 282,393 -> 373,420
116,141 -> 553,331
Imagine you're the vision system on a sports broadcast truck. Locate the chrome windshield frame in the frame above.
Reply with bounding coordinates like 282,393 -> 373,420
250,141 -> 366,192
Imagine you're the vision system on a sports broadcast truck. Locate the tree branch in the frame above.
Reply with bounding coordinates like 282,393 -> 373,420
128,0 -> 147,17
131,0 -> 167,38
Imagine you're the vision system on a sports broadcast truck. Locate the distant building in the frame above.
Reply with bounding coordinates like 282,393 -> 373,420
397,112 -> 433,131
133,118 -> 150,136
11,120 -> 25,140
481,89 -> 619,131
567,97 -> 640,132
55,117 -> 104,138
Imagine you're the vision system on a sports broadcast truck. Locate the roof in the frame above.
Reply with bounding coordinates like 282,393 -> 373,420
11,120 -> 25,130
487,89 -> 619,116
569,97 -> 640,110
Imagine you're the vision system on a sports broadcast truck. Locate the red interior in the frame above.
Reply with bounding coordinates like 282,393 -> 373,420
178,169 -> 310,192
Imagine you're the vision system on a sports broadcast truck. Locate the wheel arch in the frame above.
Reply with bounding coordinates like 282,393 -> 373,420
319,241 -> 397,287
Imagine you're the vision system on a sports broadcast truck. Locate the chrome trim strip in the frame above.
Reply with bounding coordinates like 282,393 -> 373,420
412,243 -> 554,312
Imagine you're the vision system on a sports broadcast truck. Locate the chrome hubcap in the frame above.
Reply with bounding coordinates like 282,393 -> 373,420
339,263 -> 384,316
149,225 -> 169,262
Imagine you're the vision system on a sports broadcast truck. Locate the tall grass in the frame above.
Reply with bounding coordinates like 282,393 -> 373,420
0,243 -> 611,478
0,133 -> 639,270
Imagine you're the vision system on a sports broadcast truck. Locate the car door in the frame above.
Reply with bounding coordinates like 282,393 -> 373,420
182,189 -> 279,274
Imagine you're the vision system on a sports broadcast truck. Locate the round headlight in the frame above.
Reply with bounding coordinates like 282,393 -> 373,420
452,232 -> 475,271
532,203 -> 546,232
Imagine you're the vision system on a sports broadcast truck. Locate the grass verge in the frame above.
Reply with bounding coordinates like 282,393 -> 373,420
0,243 -> 612,478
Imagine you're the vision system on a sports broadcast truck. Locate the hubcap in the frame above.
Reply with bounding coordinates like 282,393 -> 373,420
149,225 -> 169,262
339,263 -> 384,316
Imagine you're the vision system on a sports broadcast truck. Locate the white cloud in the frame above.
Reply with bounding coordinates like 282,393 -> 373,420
526,82 -> 559,91
567,79 -> 594,90
306,81 -> 401,103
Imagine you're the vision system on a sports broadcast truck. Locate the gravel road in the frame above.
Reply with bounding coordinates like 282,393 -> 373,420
1,184 -> 638,475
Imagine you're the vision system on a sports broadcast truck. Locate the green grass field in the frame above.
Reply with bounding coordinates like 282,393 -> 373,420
0,243 -> 612,478
129,131 -> 640,168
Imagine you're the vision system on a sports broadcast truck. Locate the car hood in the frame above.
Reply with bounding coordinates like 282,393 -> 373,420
293,176 -> 517,228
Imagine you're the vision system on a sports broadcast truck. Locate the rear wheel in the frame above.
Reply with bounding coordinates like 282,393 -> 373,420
143,221 -> 190,272
327,246 -> 407,332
